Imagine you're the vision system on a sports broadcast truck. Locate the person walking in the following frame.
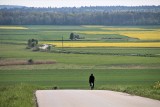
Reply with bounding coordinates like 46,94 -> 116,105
89,74 -> 95,90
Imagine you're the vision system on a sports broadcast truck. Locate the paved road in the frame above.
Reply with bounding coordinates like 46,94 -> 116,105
36,90 -> 160,107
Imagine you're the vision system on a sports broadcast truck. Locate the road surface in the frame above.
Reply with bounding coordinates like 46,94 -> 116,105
36,90 -> 160,107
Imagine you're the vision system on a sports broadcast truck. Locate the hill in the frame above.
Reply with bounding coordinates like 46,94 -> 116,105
0,5 -> 26,9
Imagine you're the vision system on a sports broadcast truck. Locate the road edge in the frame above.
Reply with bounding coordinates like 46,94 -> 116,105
34,91 -> 39,107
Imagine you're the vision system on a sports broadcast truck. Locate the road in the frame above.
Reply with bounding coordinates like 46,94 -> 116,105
36,90 -> 160,107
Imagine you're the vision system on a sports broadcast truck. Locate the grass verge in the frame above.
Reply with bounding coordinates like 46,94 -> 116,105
0,84 -> 45,107
0,84 -> 159,107
98,85 -> 160,100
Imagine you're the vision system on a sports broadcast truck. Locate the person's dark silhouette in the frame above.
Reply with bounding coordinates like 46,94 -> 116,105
89,74 -> 95,89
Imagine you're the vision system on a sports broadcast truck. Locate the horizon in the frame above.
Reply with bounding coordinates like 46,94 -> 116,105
1,4 -> 160,8
0,0 -> 160,8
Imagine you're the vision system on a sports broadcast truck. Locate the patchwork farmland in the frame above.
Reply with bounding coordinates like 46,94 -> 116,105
0,25 -> 160,107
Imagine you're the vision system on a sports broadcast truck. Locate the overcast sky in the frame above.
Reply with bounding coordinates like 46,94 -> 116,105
0,0 -> 160,7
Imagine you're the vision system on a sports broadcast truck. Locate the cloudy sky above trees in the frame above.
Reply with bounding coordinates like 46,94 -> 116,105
0,0 -> 160,7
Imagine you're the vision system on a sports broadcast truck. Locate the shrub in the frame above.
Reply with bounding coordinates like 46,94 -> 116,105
153,81 -> 160,89
28,59 -> 33,64
27,39 -> 38,48
53,86 -> 58,90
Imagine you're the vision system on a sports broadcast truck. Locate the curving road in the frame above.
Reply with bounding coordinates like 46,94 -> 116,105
36,90 -> 160,107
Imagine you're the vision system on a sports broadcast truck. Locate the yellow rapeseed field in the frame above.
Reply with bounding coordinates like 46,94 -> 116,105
101,27 -> 146,31
121,31 -> 160,40
79,27 -> 160,40
82,25 -> 105,28
77,31 -> 114,35
43,42 -> 160,48
78,31 -> 160,40
0,26 -> 28,29
102,27 -> 160,40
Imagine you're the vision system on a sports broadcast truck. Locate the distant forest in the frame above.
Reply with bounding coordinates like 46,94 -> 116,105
0,5 -> 160,25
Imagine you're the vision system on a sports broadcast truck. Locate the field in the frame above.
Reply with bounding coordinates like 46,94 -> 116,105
0,69 -> 159,88
0,25 -> 160,107
43,42 -> 160,47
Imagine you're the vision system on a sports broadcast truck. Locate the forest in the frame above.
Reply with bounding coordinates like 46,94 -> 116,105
0,5 -> 160,25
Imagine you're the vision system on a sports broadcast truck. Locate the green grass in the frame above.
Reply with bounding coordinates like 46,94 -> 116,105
0,25 -> 160,106
0,25 -> 160,42
0,84 -> 45,107
0,69 -> 160,107
98,85 -> 160,100
0,69 -> 159,88
61,47 -> 160,55
0,84 -> 159,107
0,44 -> 160,66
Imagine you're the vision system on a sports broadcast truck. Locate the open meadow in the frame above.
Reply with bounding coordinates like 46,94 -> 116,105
0,25 -> 160,107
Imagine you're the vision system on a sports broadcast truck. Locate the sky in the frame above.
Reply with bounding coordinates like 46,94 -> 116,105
0,0 -> 160,7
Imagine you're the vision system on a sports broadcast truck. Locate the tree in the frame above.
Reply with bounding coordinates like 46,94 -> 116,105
1,6 -> 160,25
70,33 -> 75,40
47,45 -> 52,51
27,39 -> 38,48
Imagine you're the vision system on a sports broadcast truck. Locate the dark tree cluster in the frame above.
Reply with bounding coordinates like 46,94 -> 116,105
70,33 -> 80,40
0,6 -> 160,25
27,39 -> 38,48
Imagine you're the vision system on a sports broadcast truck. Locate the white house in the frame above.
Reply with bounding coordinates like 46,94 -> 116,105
39,44 -> 52,50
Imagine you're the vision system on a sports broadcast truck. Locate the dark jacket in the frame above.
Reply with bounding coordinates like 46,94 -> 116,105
89,75 -> 95,83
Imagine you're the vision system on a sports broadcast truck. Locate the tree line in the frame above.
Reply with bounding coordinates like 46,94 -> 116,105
0,6 -> 160,25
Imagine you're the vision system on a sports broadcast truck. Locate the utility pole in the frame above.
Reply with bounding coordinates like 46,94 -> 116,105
62,36 -> 63,50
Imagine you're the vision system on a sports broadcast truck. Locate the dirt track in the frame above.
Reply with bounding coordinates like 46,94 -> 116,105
36,90 -> 160,107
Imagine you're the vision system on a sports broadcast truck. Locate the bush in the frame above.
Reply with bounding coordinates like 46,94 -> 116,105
53,86 -> 58,90
153,81 -> 160,89
27,39 -> 38,48
28,59 -> 33,64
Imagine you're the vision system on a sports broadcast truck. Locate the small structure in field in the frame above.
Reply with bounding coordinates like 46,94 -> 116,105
39,44 -> 53,51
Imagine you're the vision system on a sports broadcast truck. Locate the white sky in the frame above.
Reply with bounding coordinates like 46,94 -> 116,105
0,0 -> 160,7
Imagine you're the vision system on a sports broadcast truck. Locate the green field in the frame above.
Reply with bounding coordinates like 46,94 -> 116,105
0,25 -> 160,107
0,25 -> 160,42
0,69 -> 159,88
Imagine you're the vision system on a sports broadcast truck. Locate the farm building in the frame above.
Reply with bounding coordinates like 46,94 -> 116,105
39,44 -> 53,51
